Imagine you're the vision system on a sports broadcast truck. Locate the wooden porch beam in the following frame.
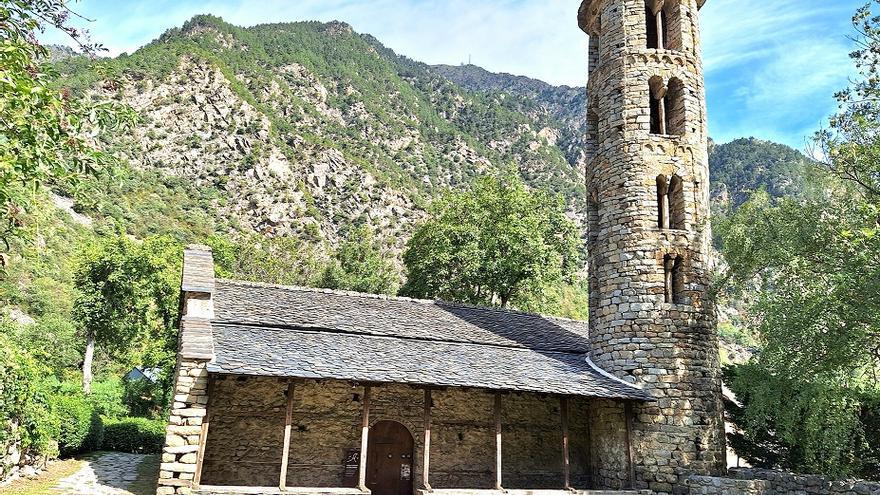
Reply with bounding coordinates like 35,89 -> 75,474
422,389 -> 432,491
358,385 -> 372,492
494,393 -> 502,490
561,397 -> 571,490
279,381 -> 296,489
624,401 -> 635,489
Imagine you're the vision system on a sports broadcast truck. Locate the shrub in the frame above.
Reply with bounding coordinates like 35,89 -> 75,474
88,378 -> 127,419
122,377 -> 165,418
0,332 -> 59,458
102,417 -> 165,454
52,394 -> 103,457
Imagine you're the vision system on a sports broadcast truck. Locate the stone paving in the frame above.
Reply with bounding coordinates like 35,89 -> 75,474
54,452 -> 148,495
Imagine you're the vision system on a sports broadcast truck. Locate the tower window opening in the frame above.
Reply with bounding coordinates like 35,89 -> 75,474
656,175 -> 669,229
646,5 -> 659,49
656,174 -> 685,230
665,78 -> 686,136
669,174 -> 685,229
664,254 -> 684,304
649,76 -> 666,135
647,1 -> 683,51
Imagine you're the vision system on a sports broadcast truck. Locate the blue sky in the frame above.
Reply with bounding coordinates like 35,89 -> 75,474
46,0 -> 866,149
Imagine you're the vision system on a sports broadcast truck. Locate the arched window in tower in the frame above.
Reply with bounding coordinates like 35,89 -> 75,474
645,4 -> 659,49
657,174 -> 685,230
668,174 -> 685,229
656,175 -> 669,229
663,254 -> 684,304
649,76 -> 666,135
665,78 -> 686,136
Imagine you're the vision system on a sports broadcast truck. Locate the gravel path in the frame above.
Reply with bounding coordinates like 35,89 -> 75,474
53,452 -> 149,495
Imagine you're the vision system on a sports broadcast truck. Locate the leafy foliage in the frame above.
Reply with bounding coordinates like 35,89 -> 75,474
320,225 -> 398,295
102,417 -> 165,454
0,0 -> 133,248
725,365 -> 879,479
0,332 -> 59,457
401,175 -> 580,308
718,2 -> 880,479
72,234 -> 182,392
52,393 -> 103,457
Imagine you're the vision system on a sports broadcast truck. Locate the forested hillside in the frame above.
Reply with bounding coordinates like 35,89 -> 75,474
52,15 -> 583,249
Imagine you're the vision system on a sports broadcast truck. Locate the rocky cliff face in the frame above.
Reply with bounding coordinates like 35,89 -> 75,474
61,16 -> 584,250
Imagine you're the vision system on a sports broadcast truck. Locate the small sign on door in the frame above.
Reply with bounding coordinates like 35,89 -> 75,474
400,463 -> 411,481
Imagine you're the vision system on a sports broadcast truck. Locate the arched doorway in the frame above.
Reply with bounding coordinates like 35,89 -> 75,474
367,421 -> 414,495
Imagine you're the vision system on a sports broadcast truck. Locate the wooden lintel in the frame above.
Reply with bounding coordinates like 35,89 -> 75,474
357,385 -> 372,492
494,393 -> 502,490
422,389 -> 432,490
279,381 -> 296,489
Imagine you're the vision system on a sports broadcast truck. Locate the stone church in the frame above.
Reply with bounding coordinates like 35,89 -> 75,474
156,1 -> 726,494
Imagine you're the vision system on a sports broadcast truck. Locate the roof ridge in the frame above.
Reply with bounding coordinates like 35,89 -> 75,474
216,278 -> 589,325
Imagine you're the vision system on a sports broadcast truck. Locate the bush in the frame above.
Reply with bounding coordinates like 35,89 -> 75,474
52,394 -> 103,457
0,331 -> 59,458
88,379 -> 127,419
123,377 -> 166,418
101,417 -> 165,454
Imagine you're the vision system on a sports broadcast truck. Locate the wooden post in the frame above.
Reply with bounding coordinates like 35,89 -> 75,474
494,393 -> 502,490
561,397 -> 571,489
358,386 -> 372,492
279,381 -> 296,490
422,389 -> 432,491
624,401 -> 635,489
193,375 -> 215,488
656,10 -> 664,50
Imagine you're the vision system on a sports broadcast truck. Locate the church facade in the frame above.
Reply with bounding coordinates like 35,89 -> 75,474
156,1 -> 725,495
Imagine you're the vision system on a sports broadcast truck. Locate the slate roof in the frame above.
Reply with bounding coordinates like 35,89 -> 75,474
204,279 -> 649,401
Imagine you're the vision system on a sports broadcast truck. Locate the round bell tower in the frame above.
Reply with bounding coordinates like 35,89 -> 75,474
578,0 -> 726,492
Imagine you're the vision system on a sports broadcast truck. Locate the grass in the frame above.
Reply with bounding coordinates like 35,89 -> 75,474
0,453 -> 159,495
0,458 -> 84,495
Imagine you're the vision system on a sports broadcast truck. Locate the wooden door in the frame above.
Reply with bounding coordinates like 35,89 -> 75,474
367,421 -> 414,495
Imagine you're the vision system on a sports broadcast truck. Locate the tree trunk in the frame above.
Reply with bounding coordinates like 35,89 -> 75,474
82,330 -> 95,394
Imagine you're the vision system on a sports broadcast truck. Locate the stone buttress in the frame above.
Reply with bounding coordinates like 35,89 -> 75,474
157,246 -> 215,495
578,0 -> 726,493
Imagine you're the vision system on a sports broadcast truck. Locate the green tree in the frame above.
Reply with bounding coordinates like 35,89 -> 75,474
717,2 -> 880,478
208,232 -> 325,287
320,225 -> 398,295
72,234 -> 181,393
0,1 -> 133,253
401,175 -> 580,308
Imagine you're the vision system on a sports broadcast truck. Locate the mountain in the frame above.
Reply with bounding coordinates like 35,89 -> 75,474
55,15 -> 584,251
432,64 -> 588,170
708,137 -> 812,208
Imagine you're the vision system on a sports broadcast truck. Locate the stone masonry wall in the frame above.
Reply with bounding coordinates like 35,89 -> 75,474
157,359 -> 210,495
501,392 -> 564,489
589,399 -> 629,490
686,469 -> 880,495
201,376 -> 287,486
196,378 -> 615,490
579,0 -> 726,494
